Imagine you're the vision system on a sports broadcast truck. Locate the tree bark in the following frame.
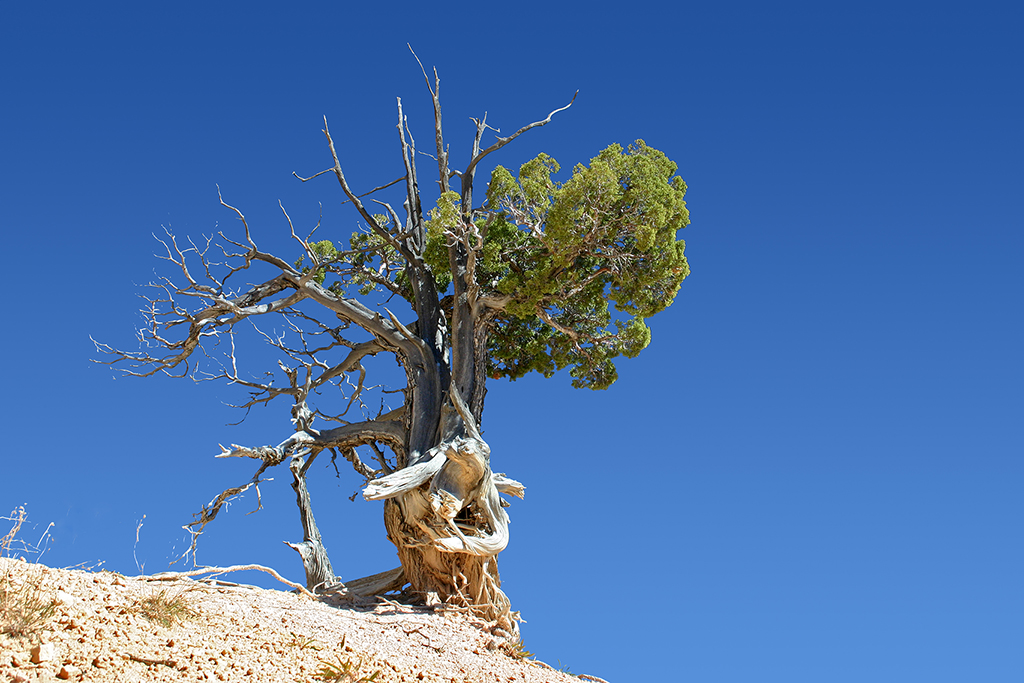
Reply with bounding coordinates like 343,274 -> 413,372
383,497 -> 514,631
286,453 -> 337,591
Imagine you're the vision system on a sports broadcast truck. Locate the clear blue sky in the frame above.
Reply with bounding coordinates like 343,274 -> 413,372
2,1 -> 1022,681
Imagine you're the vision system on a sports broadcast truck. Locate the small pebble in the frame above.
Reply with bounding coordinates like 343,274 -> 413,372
31,642 -> 55,664
57,664 -> 81,680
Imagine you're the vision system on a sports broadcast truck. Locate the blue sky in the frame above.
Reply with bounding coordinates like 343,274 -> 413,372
1,1 -> 1022,681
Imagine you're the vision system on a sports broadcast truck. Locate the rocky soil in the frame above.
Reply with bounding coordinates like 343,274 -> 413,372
0,558 -> 602,683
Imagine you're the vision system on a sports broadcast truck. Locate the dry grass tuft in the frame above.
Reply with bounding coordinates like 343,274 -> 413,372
132,587 -> 197,628
0,566 -> 58,638
314,635 -> 381,682
503,635 -> 535,661
1,507 -> 58,639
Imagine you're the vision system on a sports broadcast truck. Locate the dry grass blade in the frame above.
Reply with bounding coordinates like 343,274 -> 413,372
2,506 -> 54,561
0,508 -> 24,556
287,631 -> 322,651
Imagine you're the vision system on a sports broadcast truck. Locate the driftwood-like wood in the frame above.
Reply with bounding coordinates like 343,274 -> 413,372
341,567 -> 406,597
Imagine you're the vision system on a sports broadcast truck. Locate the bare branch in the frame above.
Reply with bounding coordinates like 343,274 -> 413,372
178,451 -> 282,566
408,44 -> 449,194
217,186 -> 256,249
463,92 -> 578,182
321,117 -> 407,256
292,168 -> 333,182
492,474 -> 526,499
340,446 -> 377,481
368,442 -> 394,475
313,418 -> 407,454
147,565 -> 314,598
363,446 -> 447,501
294,173 -> 407,206
396,97 -> 425,258
448,384 -> 480,442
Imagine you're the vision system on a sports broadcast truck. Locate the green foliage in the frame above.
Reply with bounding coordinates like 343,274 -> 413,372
483,140 -> 689,389
422,191 -> 460,291
298,140 -> 689,391
347,221 -> 409,297
295,240 -> 340,285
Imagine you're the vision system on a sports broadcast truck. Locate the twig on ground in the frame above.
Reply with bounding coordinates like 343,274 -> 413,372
125,653 -> 181,669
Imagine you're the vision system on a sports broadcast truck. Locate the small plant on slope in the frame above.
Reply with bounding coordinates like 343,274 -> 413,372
314,635 -> 380,682
503,635 -> 535,660
1,507 -> 57,639
132,588 -> 197,628
0,567 -> 57,638
288,631 -> 322,651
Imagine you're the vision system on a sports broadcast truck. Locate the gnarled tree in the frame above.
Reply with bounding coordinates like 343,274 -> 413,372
97,63 -> 690,633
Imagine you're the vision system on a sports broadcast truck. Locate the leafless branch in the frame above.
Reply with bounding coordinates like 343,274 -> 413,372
292,168 -> 333,182
463,92 -> 578,181
321,117 -> 407,256
147,564 -> 314,598
293,173 -> 407,207
177,450 -> 282,566
408,44 -> 449,194
396,97 -> 425,258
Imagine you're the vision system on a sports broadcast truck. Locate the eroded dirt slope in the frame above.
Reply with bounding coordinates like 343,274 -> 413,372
1,558 -> 599,683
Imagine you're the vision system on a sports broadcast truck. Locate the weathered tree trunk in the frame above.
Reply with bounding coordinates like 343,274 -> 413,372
286,453 -> 337,591
366,377 -> 521,631
384,498 -> 514,631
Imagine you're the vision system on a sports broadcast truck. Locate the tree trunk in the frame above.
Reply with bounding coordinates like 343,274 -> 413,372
286,453 -> 337,591
384,498 -> 515,633
364,397 -> 520,633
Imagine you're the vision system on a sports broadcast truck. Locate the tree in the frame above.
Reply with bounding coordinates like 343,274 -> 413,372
96,62 -> 690,633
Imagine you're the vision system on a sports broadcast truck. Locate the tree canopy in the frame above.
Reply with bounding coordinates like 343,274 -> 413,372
302,139 -> 690,390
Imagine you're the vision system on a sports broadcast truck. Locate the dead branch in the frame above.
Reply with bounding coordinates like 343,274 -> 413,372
321,117 -> 408,258
463,92 -> 578,186
409,44 -> 449,194
146,564 -> 314,598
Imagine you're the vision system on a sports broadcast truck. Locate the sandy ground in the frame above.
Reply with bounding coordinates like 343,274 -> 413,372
0,558 -> 603,683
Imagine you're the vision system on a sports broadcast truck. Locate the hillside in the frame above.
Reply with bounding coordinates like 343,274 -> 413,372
0,558 -> 602,683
